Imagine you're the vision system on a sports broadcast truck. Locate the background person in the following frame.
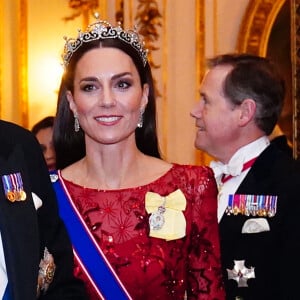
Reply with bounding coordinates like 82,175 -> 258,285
52,19 -> 225,299
32,116 -> 56,170
191,53 -> 300,299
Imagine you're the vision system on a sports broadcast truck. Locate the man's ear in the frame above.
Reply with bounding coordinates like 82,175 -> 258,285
238,98 -> 256,126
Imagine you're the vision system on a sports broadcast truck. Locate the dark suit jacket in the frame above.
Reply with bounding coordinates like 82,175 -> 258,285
0,120 -> 87,300
220,143 -> 300,300
270,135 -> 293,157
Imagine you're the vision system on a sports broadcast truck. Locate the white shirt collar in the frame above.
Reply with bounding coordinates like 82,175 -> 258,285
228,136 -> 270,167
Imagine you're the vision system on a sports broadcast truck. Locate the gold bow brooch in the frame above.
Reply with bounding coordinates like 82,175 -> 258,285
145,189 -> 186,241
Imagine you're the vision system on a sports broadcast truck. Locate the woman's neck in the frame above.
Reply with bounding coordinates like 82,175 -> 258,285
62,143 -> 171,190
84,146 -> 146,189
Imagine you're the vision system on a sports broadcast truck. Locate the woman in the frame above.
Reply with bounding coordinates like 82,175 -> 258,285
32,116 -> 56,170
52,19 -> 225,300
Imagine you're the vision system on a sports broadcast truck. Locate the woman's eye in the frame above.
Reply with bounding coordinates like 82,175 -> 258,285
81,84 -> 95,92
117,80 -> 131,89
40,144 -> 46,153
201,95 -> 208,104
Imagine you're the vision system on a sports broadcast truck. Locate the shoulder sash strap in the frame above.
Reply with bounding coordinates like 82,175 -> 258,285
51,171 -> 131,300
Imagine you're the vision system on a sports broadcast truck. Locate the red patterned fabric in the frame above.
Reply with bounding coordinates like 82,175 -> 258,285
62,164 -> 225,299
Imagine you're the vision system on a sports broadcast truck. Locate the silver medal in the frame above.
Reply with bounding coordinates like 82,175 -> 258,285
149,205 -> 166,230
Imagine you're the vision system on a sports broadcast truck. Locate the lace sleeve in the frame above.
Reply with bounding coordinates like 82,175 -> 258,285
187,167 -> 225,299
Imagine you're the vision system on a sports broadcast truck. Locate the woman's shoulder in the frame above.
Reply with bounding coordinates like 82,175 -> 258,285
142,158 -> 214,184
166,164 -> 217,198
171,163 -> 214,177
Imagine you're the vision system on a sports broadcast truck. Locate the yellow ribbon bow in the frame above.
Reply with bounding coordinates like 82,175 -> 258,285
145,189 -> 187,241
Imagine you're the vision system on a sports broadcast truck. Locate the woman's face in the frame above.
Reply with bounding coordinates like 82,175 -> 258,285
36,127 -> 56,170
67,47 -> 149,147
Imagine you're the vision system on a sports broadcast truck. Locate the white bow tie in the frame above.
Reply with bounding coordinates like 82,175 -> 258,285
209,160 -> 244,179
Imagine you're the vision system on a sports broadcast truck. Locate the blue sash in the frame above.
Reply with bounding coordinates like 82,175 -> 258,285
3,283 -> 11,300
51,171 -> 131,300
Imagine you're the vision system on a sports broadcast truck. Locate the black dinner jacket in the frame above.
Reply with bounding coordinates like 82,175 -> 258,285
0,120 -> 87,300
219,143 -> 300,300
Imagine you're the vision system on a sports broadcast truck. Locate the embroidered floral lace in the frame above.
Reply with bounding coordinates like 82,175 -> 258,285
62,164 -> 225,299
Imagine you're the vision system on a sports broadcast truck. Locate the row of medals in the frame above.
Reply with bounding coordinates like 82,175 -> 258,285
225,194 -> 277,217
6,190 -> 27,202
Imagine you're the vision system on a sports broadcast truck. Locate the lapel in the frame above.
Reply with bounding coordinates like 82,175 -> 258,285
0,143 -> 39,299
236,144 -> 279,194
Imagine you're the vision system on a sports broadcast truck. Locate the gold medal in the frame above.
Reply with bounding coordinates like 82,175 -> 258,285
6,191 -> 16,202
19,190 -> 27,201
233,205 -> 240,215
15,191 -> 21,201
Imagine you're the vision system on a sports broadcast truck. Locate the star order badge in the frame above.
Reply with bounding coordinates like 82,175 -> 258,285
37,247 -> 56,297
227,260 -> 255,287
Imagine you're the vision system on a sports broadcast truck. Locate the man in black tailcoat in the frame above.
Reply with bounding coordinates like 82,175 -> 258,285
0,119 -> 87,300
191,54 -> 300,299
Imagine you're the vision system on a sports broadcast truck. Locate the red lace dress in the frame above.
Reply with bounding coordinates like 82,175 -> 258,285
61,164 -> 225,299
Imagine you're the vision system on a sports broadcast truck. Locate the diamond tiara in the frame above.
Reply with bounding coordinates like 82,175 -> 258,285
62,19 -> 148,68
